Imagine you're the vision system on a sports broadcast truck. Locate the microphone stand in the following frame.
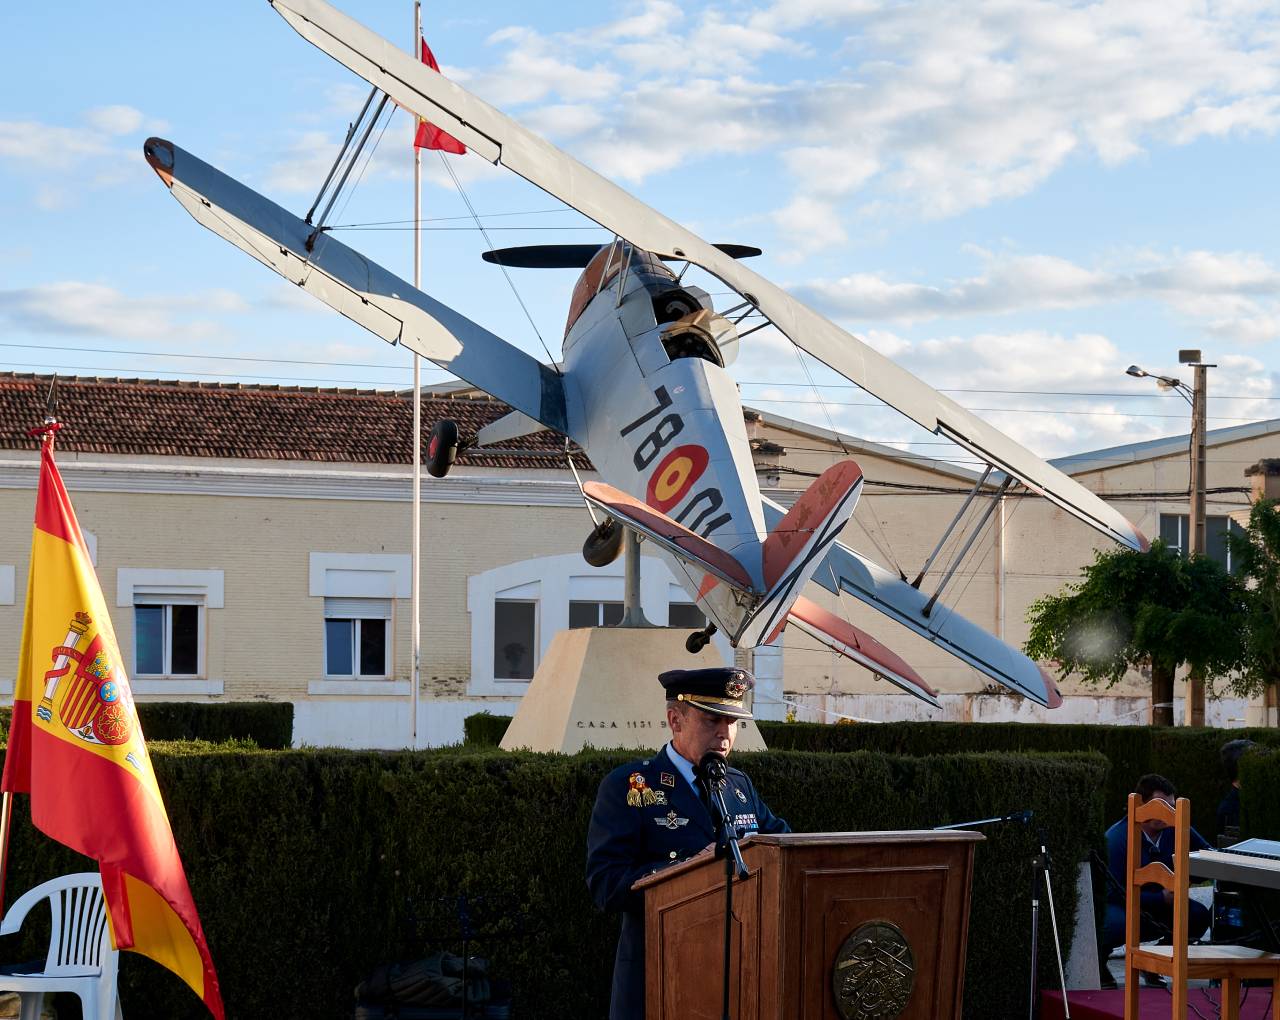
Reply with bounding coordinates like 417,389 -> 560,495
932,811 -> 1069,1020
699,755 -> 748,1020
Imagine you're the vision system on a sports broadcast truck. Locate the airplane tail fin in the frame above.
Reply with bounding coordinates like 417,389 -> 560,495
735,461 -> 864,647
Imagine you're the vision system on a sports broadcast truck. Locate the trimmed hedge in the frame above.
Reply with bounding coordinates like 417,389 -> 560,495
1239,749 -> 1280,838
0,701 -> 293,749
0,745 -> 1105,1020
756,721 -> 1280,840
463,711 -> 512,748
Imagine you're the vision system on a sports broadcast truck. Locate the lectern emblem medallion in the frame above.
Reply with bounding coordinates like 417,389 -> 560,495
831,920 -> 915,1020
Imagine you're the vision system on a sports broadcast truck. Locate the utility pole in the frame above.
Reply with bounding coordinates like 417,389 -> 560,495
1126,351 -> 1214,725
1183,349 -> 1211,726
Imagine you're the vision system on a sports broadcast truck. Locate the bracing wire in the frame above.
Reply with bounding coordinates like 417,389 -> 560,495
436,150 -> 562,375
786,342 -> 904,575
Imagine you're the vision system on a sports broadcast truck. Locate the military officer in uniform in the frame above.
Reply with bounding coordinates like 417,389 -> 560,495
585,667 -> 789,1020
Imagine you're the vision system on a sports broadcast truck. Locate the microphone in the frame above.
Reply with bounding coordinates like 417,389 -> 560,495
697,751 -> 729,790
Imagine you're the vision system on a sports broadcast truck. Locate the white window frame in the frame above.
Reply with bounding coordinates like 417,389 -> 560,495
116,568 -> 224,695
1159,513 -> 1242,572
308,553 -> 410,696
133,598 -> 205,677
323,598 -> 392,680
466,554 -> 729,695
493,596 -> 540,680
568,600 -> 625,629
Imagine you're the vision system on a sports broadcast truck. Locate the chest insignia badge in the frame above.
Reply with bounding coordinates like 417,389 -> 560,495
655,811 -> 690,830
627,772 -> 657,807
660,772 -> 676,788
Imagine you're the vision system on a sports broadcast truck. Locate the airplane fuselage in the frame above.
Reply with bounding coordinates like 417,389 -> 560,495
560,244 -> 768,590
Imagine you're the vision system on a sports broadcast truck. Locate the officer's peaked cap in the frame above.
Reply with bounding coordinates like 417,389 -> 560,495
660,667 -> 754,720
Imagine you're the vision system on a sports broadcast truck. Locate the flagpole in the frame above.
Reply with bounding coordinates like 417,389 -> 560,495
0,790 -> 12,912
411,0 -> 423,750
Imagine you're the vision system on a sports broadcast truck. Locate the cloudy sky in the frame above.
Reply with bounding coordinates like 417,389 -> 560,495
3,0 -> 1280,464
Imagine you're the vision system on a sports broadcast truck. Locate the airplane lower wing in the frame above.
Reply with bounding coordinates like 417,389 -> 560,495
764,499 -> 1062,708
786,596 -> 940,708
142,138 -> 574,440
270,0 -> 1147,553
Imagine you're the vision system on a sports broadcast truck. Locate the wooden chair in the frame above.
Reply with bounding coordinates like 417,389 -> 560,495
1123,793 -> 1280,1020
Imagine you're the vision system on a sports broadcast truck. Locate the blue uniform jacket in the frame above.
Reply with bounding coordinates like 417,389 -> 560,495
1104,816 -> 1210,911
585,745 -> 788,1020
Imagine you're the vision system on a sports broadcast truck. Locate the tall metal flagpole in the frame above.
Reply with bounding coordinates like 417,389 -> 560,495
411,0 -> 423,748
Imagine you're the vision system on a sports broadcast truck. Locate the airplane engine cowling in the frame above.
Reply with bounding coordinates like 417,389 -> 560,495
659,309 -> 739,367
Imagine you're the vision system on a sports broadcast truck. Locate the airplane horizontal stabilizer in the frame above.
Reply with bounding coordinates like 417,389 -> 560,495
737,461 -> 863,648
142,137 -> 574,440
787,596 -> 940,708
581,482 -> 757,594
763,499 -> 1056,707
270,0 -> 1145,552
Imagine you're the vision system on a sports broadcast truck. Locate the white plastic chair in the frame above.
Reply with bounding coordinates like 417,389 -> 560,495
0,872 -> 123,1020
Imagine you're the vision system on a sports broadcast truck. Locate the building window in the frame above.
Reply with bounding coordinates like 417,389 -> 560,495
134,600 -> 201,676
494,599 -> 537,679
569,600 -> 624,629
1159,514 -> 1243,573
324,598 -> 390,678
668,602 -> 706,629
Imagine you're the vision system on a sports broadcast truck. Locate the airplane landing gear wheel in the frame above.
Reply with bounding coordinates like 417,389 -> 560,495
426,419 -> 460,478
685,622 -> 718,654
582,519 -> 624,567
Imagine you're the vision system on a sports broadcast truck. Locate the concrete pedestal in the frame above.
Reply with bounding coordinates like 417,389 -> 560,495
499,627 -> 766,753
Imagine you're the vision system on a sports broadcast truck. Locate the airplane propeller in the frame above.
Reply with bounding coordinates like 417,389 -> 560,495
481,243 -> 762,269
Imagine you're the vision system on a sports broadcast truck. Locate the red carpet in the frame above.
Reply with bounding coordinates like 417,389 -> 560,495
1042,986 -> 1275,1019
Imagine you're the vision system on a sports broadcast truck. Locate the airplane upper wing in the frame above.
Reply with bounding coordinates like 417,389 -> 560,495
270,0 -> 1147,552
143,137 -> 573,439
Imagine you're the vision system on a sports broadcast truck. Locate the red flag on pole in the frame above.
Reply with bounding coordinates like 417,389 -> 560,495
1,431 -> 224,1019
414,39 -> 467,154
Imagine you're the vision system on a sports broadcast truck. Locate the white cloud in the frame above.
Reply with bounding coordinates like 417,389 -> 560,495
795,247 -> 1280,343
0,282 -> 249,342
84,105 -> 145,136
0,121 -> 108,169
452,0 -> 1280,255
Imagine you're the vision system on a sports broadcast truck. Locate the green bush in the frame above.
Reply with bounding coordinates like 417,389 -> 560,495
0,745 -> 1105,1020
1238,748 -> 1280,838
463,712 -> 512,747
758,721 -> 1280,838
0,702 -> 293,749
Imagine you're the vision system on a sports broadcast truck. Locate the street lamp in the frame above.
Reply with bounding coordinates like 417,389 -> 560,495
1126,349 -> 1215,724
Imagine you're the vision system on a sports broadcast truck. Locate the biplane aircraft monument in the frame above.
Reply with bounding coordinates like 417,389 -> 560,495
143,0 -> 1148,744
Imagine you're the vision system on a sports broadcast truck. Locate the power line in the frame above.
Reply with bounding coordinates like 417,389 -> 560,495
0,341 -> 450,372
0,360 -> 413,388
737,381 -> 1280,401
745,396 -> 1268,423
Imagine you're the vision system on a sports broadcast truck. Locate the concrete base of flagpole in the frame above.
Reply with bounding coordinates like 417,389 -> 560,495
499,627 -> 766,754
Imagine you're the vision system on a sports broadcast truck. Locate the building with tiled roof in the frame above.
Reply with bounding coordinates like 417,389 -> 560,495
0,373 -> 1275,746
0,373 -> 588,470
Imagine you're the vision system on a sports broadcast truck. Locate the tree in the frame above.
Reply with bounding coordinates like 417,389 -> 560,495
1024,541 -> 1245,726
1225,498 -> 1280,708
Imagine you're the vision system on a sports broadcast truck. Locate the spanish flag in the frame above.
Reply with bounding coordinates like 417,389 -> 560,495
1,432 -> 224,1019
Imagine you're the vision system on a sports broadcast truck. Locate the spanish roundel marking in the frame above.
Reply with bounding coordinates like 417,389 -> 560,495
646,445 -> 709,513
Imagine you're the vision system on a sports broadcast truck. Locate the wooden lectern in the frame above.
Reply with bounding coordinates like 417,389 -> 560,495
632,830 -> 983,1020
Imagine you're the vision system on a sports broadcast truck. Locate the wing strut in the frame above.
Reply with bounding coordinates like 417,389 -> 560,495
911,466 -> 993,588
921,476 -> 1012,618
303,85 -> 390,251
